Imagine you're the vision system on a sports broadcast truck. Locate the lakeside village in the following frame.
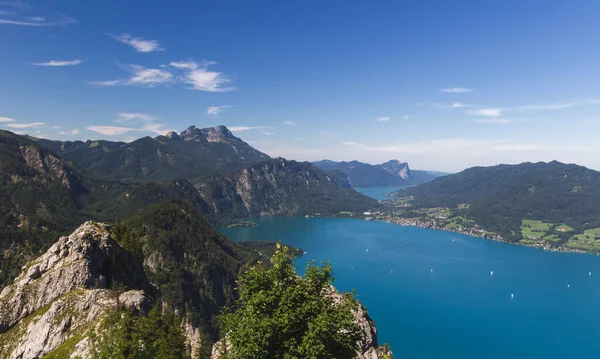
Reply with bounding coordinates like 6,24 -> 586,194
343,198 -> 595,254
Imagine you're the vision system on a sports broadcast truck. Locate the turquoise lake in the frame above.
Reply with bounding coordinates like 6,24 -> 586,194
221,216 -> 600,359
354,186 -> 407,200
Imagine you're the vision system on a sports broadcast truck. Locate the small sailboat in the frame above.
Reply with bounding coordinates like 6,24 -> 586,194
567,284 -> 570,288
366,248 -> 369,253
490,270 -> 494,277
589,271 -> 592,276
391,270 -> 394,274
430,268 -> 434,273
511,293 -> 514,299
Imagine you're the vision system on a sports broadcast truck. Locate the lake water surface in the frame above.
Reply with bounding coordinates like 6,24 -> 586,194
221,217 -> 600,359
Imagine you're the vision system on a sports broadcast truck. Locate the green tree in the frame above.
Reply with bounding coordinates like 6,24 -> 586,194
218,244 -> 362,359
89,302 -> 188,359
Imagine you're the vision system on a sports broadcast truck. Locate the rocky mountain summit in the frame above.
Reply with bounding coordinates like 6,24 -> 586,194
0,222 -> 152,358
0,218 -> 393,358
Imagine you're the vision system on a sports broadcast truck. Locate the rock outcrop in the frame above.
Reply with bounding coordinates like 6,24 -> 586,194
0,222 -> 152,358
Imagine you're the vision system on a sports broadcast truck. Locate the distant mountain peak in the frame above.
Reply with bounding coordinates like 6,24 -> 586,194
165,131 -> 180,140
380,160 -> 411,179
178,125 -> 237,143
200,125 -> 236,143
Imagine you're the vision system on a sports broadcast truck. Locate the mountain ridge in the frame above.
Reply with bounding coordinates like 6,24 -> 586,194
36,125 -> 271,183
313,159 -> 442,187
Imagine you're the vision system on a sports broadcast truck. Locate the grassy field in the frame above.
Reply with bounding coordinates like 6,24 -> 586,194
521,219 -> 554,239
543,234 -> 562,242
566,228 -> 600,251
445,216 -> 475,229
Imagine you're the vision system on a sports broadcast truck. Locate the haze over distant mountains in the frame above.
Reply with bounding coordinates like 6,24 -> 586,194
313,159 -> 446,187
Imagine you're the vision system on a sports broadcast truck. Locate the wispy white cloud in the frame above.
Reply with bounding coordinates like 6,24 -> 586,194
87,111 -> 172,136
0,116 -> 15,122
229,126 -> 272,132
58,129 -> 80,135
440,87 -> 473,93
6,122 -> 45,128
450,102 -> 466,108
86,125 -> 134,136
206,105 -> 232,116
474,118 -> 524,125
115,113 -> 154,122
90,64 -> 174,87
140,122 -> 172,135
403,115 -> 410,119
0,2 -> 76,26
491,144 -> 543,151
377,117 -> 390,122
340,138 -> 546,155
91,60 -> 234,92
467,108 -> 503,117
261,131 -> 274,136
110,33 -> 163,53
170,61 -> 198,69
170,61 -> 235,92
517,103 -> 578,110
284,120 -> 297,126
31,59 -> 83,67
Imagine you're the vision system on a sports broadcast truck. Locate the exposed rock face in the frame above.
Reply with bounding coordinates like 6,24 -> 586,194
194,158 -> 377,220
379,160 -> 411,180
0,222 -> 153,358
2,289 -> 149,359
199,125 -> 236,143
178,125 -> 237,144
328,288 -> 394,359
18,144 -> 72,186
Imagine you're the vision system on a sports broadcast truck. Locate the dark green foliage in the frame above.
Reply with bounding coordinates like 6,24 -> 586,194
396,161 -> 600,241
120,200 -> 272,347
89,303 -> 187,359
218,245 -> 362,359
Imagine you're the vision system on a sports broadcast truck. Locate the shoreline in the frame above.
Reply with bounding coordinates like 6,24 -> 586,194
364,216 -> 592,255
223,213 -> 596,255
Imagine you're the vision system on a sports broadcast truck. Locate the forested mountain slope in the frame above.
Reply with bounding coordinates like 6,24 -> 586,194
394,161 -> 600,241
37,125 -> 270,182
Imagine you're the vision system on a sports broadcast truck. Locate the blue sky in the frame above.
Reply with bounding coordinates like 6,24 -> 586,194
1,0 -> 600,172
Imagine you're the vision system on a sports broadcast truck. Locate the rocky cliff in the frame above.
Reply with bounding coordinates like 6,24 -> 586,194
194,157 -> 377,222
0,222 -> 152,358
